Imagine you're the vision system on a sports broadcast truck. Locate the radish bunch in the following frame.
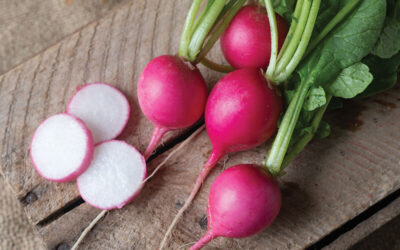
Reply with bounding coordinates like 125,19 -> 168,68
30,83 -> 146,209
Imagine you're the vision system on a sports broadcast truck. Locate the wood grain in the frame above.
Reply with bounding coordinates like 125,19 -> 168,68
0,0 -> 224,227
0,0 -> 131,75
1,0 -> 400,249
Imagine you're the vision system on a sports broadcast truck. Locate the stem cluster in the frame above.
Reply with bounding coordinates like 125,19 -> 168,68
178,0 -> 246,64
264,0 -> 362,176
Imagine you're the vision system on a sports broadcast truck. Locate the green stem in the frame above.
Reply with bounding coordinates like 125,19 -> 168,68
178,0 -> 203,60
273,0 -> 321,82
188,0 -> 226,61
191,1 -> 215,37
277,0 -> 304,61
305,0 -> 361,56
274,0 -> 311,76
265,0 -> 278,78
194,0 -> 246,64
281,95 -> 332,168
265,76 -> 313,175
201,57 -> 234,73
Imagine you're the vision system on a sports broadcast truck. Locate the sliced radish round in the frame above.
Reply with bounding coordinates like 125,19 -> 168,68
67,83 -> 130,143
30,113 -> 94,182
77,140 -> 146,210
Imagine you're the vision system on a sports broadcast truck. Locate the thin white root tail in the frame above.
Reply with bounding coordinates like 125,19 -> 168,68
72,126 -> 205,250
143,125 -> 205,183
71,210 -> 108,250
159,184 -> 201,250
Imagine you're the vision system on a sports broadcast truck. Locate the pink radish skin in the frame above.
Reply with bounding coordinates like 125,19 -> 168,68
194,68 -> 282,197
30,113 -> 94,182
67,82 -> 130,144
220,5 -> 288,69
160,68 -> 282,248
138,55 -> 208,159
191,164 -> 281,250
77,140 -> 146,210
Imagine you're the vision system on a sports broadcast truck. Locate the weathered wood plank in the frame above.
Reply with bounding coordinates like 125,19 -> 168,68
0,0 -> 131,75
39,87 -> 400,249
324,196 -> 400,250
0,0 -> 224,226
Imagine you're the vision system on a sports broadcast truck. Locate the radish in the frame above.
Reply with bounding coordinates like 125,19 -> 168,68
77,140 -> 146,210
30,113 -> 94,182
220,4 -> 288,69
67,83 -> 130,144
160,68 -> 282,248
190,164 -> 281,249
138,55 -> 207,159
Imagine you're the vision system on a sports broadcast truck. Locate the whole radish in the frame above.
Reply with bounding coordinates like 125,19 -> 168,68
190,164 -> 281,250
220,5 -> 288,69
138,0 -> 248,160
138,55 -> 207,159
160,68 -> 282,248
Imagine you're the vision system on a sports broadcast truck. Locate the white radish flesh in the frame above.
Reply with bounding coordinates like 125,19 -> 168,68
77,140 -> 146,210
67,83 -> 130,143
30,113 -> 94,182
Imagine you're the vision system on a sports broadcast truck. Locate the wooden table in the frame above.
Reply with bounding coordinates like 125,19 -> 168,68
0,0 -> 399,249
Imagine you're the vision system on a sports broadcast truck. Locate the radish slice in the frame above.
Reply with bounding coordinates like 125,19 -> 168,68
77,140 -> 146,210
30,113 -> 94,182
67,83 -> 130,143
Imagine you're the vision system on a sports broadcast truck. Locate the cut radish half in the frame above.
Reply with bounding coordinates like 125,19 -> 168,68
67,83 -> 130,143
77,140 -> 146,210
30,113 -> 94,182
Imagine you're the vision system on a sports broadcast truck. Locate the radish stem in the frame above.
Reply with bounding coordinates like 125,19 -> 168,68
200,57 -> 234,73
277,0 -> 304,61
194,0 -> 246,64
274,0 -> 311,76
188,0 -> 226,61
265,0 -> 279,78
281,95 -> 332,168
274,0 -> 321,82
265,75 -> 313,175
179,0 -> 203,60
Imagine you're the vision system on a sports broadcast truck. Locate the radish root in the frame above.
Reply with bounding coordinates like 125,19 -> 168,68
143,125 -> 205,183
71,210 -> 107,250
72,126 -> 205,249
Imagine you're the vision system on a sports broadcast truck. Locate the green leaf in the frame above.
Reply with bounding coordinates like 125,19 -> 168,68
372,0 -> 400,59
327,62 -> 373,98
298,0 -> 386,87
313,0 -> 341,34
304,86 -> 326,111
358,53 -> 400,98
316,121 -> 330,138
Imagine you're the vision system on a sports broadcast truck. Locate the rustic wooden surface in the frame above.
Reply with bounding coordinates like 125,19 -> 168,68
0,0 -> 131,75
0,0 -> 223,228
325,197 -> 400,250
0,0 -> 399,249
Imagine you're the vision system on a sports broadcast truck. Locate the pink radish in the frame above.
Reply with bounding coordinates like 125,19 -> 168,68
160,68 -> 282,248
67,83 -> 130,144
138,55 -> 208,159
220,5 -> 288,69
77,140 -> 146,210
190,164 -> 281,249
30,113 -> 94,182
